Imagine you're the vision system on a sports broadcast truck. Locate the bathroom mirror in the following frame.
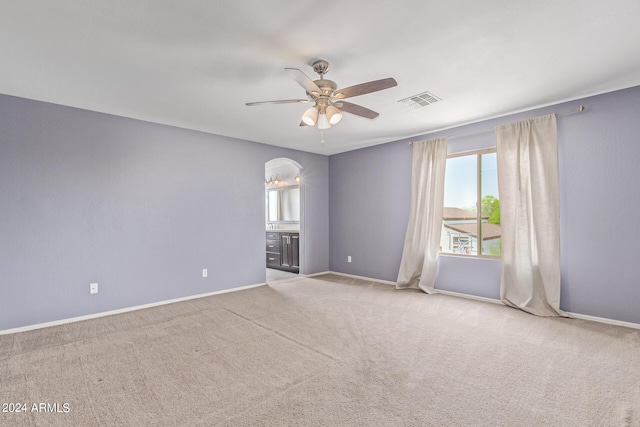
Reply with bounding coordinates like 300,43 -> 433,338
266,186 -> 300,222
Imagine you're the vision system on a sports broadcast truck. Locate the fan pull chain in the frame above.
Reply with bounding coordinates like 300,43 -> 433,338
320,130 -> 325,144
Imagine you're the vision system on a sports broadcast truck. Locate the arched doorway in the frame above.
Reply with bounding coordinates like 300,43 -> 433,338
265,158 -> 303,282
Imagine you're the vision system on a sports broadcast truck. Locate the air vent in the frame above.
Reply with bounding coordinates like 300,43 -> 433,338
398,91 -> 442,109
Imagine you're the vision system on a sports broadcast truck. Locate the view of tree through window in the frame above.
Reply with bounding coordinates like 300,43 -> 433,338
440,149 -> 501,257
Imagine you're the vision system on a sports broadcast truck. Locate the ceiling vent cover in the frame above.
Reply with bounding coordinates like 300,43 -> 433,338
398,91 -> 442,109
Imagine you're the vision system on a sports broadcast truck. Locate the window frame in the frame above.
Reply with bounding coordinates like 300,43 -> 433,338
441,147 -> 500,259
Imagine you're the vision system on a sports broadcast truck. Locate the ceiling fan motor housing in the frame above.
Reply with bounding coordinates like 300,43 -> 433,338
312,59 -> 330,76
314,79 -> 337,97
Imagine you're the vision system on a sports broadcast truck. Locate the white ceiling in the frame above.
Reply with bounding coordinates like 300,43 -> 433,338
2,1 -> 640,155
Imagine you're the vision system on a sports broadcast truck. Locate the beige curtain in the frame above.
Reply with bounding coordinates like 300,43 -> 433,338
396,138 -> 447,293
495,114 -> 564,316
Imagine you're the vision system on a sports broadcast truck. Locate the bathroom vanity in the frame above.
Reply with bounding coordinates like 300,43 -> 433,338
266,231 -> 299,272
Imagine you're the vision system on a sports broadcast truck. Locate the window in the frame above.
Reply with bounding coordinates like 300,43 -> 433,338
440,148 -> 501,257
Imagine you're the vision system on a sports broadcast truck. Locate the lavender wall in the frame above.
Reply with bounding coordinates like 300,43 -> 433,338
330,86 -> 640,324
0,94 -> 329,331
329,139 -> 412,281
3,85 -> 639,331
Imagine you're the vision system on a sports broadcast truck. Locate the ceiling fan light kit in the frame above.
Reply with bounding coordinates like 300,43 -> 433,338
302,106 -> 319,126
317,113 -> 331,130
301,103 -> 343,129
326,105 -> 343,125
246,59 -> 397,133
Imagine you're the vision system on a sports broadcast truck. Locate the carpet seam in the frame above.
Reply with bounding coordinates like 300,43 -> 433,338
222,307 -> 339,362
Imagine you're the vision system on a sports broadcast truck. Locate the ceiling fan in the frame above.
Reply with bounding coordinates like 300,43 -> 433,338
246,60 -> 397,129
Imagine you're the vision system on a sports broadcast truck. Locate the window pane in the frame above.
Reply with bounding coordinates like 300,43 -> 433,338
441,155 -> 478,255
480,153 -> 501,256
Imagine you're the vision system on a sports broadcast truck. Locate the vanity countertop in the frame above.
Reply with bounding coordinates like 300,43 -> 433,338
266,229 -> 299,233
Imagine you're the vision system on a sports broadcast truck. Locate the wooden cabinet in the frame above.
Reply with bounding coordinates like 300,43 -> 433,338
280,233 -> 299,270
265,236 -> 281,268
266,231 -> 299,272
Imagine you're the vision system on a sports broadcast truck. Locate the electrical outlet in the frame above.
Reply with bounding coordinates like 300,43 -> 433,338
202,269 -> 208,278
90,283 -> 98,294
347,256 -> 352,263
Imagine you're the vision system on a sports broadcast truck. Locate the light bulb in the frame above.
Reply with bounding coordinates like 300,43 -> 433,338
302,107 -> 318,126
317,113 -> 330,130
326,105 -> 343,125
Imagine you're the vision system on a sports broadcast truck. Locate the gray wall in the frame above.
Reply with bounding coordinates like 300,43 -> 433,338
329,140 -> 412,281
0,94 -> 329,331
329,85 -> 640,325
3,84 -> 639,330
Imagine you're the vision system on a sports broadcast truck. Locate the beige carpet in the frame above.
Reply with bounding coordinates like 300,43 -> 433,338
1,274 -> 639,426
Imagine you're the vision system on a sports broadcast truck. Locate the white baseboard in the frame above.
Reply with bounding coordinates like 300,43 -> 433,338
328,271 -> 501,305
432,288 -> 503,305
327,271 -> 397,286
301,270 -> 332,278
327,271 -> 640,329
565,311 -> 640,330
0,282 -> 267,336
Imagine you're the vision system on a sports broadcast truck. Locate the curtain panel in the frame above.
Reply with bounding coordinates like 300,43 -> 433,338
396,138 -> 447,293
495,114 -> 564,316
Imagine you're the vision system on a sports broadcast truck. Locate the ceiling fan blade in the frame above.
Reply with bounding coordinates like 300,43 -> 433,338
246,99 -> 310,106
285,68 -> 322,97
336,101 -> 379,119
333,78 -> 397,99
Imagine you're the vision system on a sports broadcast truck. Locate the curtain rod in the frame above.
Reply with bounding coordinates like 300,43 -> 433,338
409,105 -> 585,145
